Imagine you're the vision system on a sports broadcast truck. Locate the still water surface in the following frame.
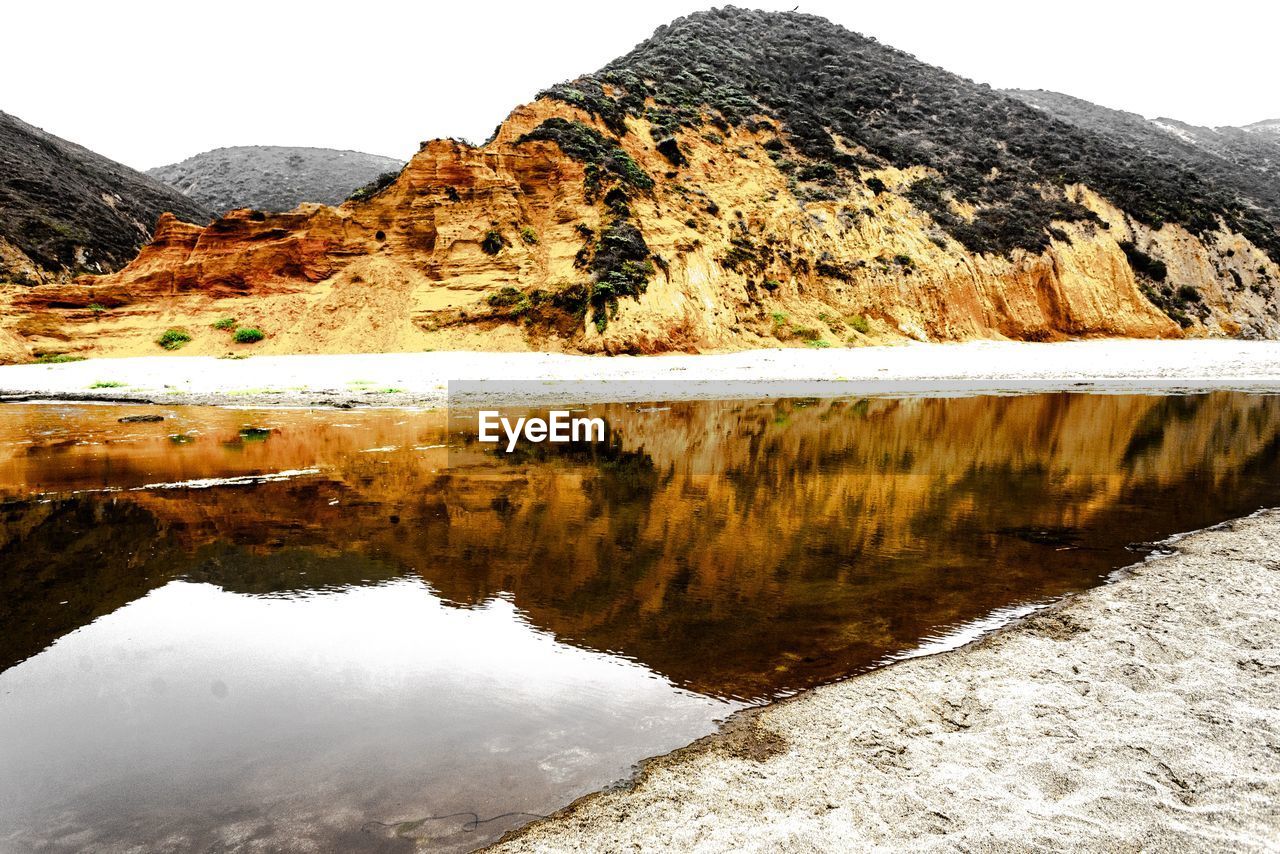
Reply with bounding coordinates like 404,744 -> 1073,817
3,392 -> 1280,850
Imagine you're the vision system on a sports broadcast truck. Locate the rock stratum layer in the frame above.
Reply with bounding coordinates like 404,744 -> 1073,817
3,8 -> 1279,362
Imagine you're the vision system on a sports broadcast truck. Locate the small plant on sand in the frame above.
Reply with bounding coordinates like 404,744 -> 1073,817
33,352 -> 85,364
519,226 -> 539,245
233,327 -> 265,344
88,303 -> 106,316
807,339 -> 832,348
157,328 -> 191,351
212,317 -> 237,330
90,380 -> 125,388
847,314 -> 871,335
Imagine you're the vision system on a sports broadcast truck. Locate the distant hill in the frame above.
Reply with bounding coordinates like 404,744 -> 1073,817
148,146 -> 405,214
1006,90 -> 1280,227
1245,119 -> 1280,135
0,111 -> 211,283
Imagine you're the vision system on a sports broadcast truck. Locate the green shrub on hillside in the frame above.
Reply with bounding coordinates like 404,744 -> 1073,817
157,328 -> 191,350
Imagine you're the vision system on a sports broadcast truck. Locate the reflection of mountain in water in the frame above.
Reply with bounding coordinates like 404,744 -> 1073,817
4,392 -> 1280,697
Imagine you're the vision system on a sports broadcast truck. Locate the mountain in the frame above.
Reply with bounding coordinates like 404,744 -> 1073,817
3,8 -> 1279,362
1245,119 -> 1280,135
0,111 -> 211,285
147,146 -> 406,215
1006,90 -> 1280,228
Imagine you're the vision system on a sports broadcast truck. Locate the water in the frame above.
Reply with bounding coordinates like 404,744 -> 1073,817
3,392 -> 1280,851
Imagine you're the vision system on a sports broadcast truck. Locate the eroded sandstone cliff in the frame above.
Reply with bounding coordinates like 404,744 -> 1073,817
2,10 -> 1278,362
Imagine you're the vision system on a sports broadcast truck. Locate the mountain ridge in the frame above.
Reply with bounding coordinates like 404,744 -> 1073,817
1006,88 -> 1280,229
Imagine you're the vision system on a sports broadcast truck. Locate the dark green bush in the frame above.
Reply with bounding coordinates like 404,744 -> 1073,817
347,171 -> 399,203
1176,285 -> 1202,303
481,229 -> 508,255
1119,241 -> 1168,282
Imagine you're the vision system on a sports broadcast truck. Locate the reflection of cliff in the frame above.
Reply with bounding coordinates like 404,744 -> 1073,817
4,393 -> 1280,696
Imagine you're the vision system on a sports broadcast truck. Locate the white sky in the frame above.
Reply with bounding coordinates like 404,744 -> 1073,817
4,1 -> 1277,172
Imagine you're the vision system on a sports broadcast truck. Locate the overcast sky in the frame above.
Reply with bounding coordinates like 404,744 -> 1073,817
5,1 -> 1277,171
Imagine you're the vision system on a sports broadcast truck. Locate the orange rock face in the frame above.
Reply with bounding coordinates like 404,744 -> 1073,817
3,98 -> 1278,362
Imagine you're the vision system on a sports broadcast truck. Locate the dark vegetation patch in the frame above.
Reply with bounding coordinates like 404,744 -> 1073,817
1007,89 -> 1280,251
538,8 -> 1280,261
347,170 -> 400,203
1117,240 -> 1204,326
516,118 -> 654,197
587,216 -> 655,332
655,135 -> 687,167
1136,282 -> 1203,328
479,284 -> 596,338
481,229 -> 509,255
1119,241 -> 1168,282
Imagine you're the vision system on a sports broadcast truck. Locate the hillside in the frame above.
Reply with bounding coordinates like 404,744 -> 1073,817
1007,90 -> 1280,228
0,111 -> 211,285
2,8 -> 1278,362
148,146 -> 405,214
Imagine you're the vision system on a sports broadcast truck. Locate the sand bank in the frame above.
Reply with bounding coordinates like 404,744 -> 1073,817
494,512 -> 1280,851
3,339 -> 1280,407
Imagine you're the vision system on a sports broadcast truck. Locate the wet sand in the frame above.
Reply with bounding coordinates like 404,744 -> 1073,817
4,339 -> 1280,407
495,512 -> 1280,852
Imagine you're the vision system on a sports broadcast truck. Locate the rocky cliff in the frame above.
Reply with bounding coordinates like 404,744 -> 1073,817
0,111 -> 211,288
2,8 -> 1278,362
147,146 -> 406,215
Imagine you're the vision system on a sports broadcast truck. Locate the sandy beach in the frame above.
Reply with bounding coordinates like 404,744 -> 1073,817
495,512 -> 1280,852
4,339 -> 1280,407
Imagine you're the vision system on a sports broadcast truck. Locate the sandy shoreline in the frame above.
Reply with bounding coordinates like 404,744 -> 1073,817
4,340 -> 1280,407
493,512 -> 1280,852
